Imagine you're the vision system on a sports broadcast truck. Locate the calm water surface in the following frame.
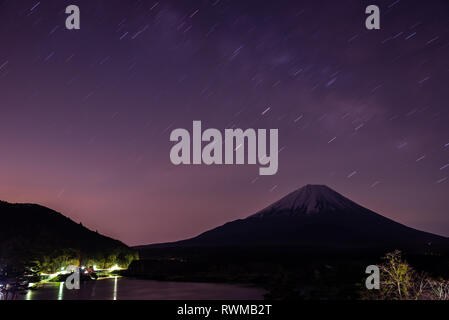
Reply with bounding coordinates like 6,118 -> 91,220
21,277 -> 267,300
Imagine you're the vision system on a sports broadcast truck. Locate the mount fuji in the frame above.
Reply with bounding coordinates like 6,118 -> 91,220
144,185 -> 448,252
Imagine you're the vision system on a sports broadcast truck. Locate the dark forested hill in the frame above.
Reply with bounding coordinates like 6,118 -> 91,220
0,200 -> 137,272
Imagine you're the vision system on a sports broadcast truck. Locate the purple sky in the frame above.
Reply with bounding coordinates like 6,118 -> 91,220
0,0 -> 448,246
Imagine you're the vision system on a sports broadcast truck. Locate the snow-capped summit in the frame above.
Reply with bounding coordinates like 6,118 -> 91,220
144,184 -> 448,252
250,185 -> 359,218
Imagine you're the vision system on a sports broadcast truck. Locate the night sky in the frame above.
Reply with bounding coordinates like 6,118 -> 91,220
0,0 -> 448,245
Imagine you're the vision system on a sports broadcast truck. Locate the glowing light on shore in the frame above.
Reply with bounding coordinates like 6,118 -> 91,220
109,264 -> 120,271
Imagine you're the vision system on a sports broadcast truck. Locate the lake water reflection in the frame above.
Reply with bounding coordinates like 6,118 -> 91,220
21,277 -> 267,300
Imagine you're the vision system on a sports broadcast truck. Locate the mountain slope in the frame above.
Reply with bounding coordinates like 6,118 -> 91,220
142,185 -> 448,252
0,200 -> 137,270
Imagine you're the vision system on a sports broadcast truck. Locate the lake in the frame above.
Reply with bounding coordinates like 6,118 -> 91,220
20,277 -> 267,300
